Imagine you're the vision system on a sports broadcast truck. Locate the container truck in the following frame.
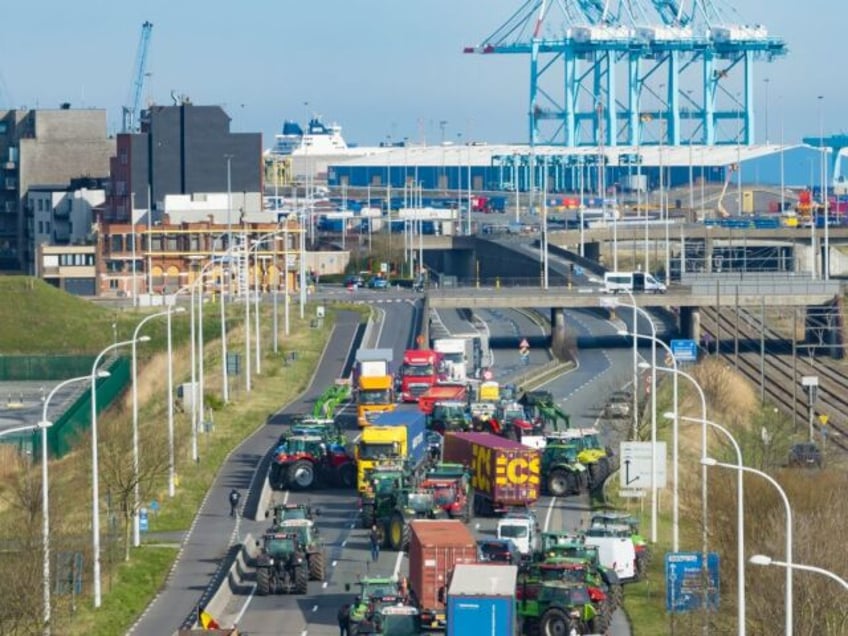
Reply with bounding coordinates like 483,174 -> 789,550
398,349 -> 444,402
355,348 -> 396,427
408,520 -> 478,631
442,432 -> 540,516
356,409 -> 428,492
446,563 -> 517,636
432,338 -> 468,382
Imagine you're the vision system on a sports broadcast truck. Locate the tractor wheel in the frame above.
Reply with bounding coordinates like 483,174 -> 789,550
289,460 -> 315,490
256,567 -> 271,596
309,550 -> 326,582
540,607 -> 574,636
589,462 -> 605,487
268,464 -> 284,490
598,456 -> 611,479
388,513 -> 407,551
547,469 -> 569,496
337,463 -> 356,489
294,563 -> 309,594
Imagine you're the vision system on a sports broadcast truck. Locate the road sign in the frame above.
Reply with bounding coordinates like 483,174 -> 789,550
819,414 -> 829,426
619,489 -> 646,498
670,339 -> 698,362
619,441 -> 667,489
226,352 -> 241,376
139,508 -> 149,533
665,551 -> 720,612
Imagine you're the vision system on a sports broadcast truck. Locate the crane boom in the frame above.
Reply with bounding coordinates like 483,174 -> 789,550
122,21 -> 153,133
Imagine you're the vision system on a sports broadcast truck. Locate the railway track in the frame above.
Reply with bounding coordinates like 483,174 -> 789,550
700,305 -> 848,454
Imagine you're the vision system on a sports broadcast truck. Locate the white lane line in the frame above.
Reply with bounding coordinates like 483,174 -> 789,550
300,631 -> 308,636
283,490 -> 290,505
233,583 -> 257,626
312,604 -> 319,612
392,551 -> 404,579
340,539 -> 347,547
322,581 -> 328,589
544,496 -> 557,532
332,560 -> 338,567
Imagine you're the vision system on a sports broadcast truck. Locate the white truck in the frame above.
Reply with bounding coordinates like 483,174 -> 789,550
603,271 -> 666,294
432,337 -> 468,382
496,511 -> 540,559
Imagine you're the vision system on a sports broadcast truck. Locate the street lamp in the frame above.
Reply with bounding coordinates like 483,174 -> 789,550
131,309 -> 174,547
37,372 -> 107,634
91,336 -> 150,609
669,414 -> 745,636
703,457 -> 793,636
165,304 -> 186,497
609,294 -> 659,545
749,554 -> 848,591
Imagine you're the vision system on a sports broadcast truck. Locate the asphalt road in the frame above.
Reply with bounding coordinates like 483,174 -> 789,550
129,310 -> 364,635
0,381 -> 82,438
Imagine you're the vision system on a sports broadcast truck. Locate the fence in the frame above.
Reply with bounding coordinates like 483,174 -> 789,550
4,357 -> 132,459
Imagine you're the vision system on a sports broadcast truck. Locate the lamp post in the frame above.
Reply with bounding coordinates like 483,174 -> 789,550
749,554 -> 848,590
131,309 -> 173,547
670,414 -> 745,636
34,373 -> 106,634
611,293 -> 659,545
703,458 -> 793,636
91,336 -> 149,609
639,361 -> 707,554
165,304 -> 186,497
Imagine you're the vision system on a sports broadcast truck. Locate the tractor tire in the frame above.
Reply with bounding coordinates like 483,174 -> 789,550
256,567 -> 271,596
289,460 -> 316,490
388,513 -> 407,551
309,550 -> 326,582
361,504 -> 375,529
589,462 -> 606,487
337,463 -> 356,489
598,456 -> 611,479
268,464 -> 284,490
540,607 -> 574,636
547,469 -> 570,496
294,563 -> 309,594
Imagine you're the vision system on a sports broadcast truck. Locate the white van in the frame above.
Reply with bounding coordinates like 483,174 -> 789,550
497,511 -> 540,558
603,271 -> 666,294
583,532 -> 637,582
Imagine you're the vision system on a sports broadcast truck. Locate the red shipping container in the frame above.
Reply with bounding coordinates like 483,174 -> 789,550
409,520 -> 478,629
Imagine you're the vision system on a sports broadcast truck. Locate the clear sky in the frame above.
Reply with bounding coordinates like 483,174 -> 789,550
0,1 -> 840,148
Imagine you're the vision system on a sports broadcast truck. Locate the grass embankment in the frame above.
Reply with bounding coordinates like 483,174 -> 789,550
0,278 -> 368,635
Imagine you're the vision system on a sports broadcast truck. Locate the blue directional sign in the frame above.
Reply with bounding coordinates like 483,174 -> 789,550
670,339 -> 699,362
139,508 -> 149,533
665,551 -> 720,612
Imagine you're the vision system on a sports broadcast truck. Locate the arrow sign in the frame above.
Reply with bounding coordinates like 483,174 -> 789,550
624,459 -> 639,485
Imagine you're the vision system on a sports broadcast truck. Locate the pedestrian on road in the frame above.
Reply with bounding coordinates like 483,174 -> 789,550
229,489 -> 241,517
369,524 -> 380,562
337,603 -> 350,636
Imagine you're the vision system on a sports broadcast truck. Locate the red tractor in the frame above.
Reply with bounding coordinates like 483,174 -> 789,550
472,401 -> 539,443
269,434 -> 356,491
418,463 -> 470,522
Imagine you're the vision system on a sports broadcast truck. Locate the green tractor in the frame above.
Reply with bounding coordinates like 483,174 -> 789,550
428,401 -> 471,434
517,581 -> 602,636
519,560 -> 613,630
547,428 -> 613,488
521,391 -> 571,432
344,576 -> 420,635
360,463 -> 410,529
265,502 -> 317,528
591,511 -> 650,576
254,530 -> 310,595
541,442 -> 589,496
539,532 -> 623,609
275,518 -> 326,582
380,490 -> 447,552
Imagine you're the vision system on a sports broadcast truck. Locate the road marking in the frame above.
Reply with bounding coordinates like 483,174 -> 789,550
300,631 -> 308,636
322,581 -> 328,589
332,560 -> 338,567
392,551 -> 404,579
340,539 -> 347,547
283,490 -> 290,505
544,496 -> 557,532
233,583 -> 257,626
312,604 -> 319,612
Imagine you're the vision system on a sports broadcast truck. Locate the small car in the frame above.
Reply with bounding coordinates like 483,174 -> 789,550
368,277 -> 389,290
344,275 -> 365,289
788,442 -> 822,468
477,539 -> 522,564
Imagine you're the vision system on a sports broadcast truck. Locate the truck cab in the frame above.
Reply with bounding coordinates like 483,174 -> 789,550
398,349 -> 444,402
356,427 -> 405,492
496,510 -> 541,559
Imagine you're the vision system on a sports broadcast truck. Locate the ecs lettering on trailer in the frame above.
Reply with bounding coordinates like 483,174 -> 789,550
470,444 -> 540,495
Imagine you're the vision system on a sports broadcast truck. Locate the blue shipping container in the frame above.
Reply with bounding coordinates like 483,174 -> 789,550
447,595 -> 514,636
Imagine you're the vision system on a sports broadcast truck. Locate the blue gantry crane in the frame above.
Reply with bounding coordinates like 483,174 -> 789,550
464,0 -> 786,147
122,21 -> 153,134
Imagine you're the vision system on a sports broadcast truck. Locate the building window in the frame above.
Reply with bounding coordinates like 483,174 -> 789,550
120,152 -> 128,165
38,221 -> 43,234
109,279 -> 119,289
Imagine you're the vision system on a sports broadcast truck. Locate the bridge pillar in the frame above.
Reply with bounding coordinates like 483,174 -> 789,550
550,307 -> 570,361
679,306 -> 701,343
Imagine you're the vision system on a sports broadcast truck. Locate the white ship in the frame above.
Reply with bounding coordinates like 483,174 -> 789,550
270,116 -> 357,157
